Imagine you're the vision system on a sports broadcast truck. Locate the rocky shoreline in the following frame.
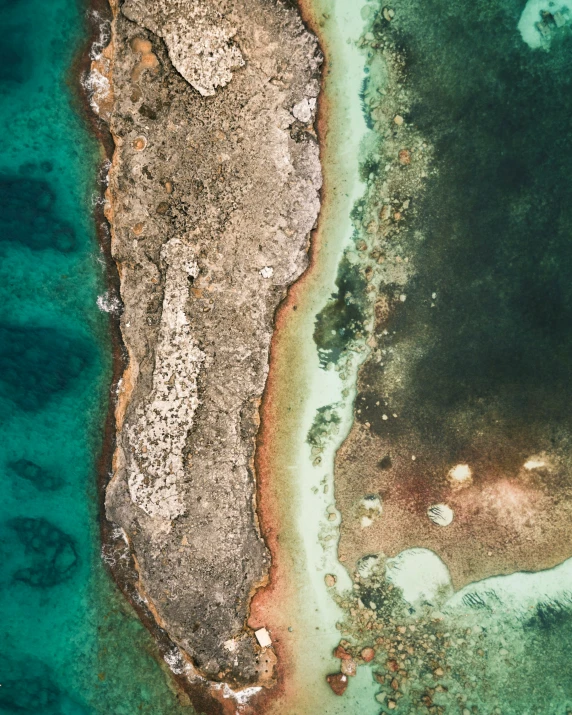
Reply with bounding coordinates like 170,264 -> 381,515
87,0 -> 323,706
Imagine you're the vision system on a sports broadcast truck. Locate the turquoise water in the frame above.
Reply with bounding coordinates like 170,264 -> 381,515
0,1 -> 195,712
306,0 -> 572,711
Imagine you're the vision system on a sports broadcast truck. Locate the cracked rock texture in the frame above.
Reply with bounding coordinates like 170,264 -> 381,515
101,0 -> 322,690
122,0 -> 244,96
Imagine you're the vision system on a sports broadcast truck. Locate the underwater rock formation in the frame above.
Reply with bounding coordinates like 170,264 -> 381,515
9,517 -> 78,588
8,459 -> 64,491
0,174 -> 76,252
0,325 -> 91,412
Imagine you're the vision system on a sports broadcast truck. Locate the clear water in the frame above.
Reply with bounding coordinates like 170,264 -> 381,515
0,0 -> 195,712
250,0 -> 383,711
254,0 -> 572,712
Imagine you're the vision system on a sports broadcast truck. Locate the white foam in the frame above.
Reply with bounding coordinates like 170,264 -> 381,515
82,68 -> 110,116
97,292 -> 122,315
89,10 -> 112,61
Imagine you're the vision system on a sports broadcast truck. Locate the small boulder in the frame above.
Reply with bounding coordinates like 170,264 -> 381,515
334,645 -> 352,660
398,149 -> 411,165
361,647 -> 375,662
324,573 -> 337,587
341,659 -> 357,677
326,673 -> 348,696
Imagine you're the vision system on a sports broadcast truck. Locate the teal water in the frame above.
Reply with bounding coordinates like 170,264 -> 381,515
306,0 -> 572,711
0,1 -> 195,712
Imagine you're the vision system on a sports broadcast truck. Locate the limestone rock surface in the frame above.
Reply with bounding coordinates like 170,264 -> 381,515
102,0 -> 322,691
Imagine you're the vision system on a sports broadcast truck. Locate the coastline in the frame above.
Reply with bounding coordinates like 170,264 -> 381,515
249,0 -> 379,711
75,1 -> 209,708
81,0 -> 325,710
248,1 -> 330,708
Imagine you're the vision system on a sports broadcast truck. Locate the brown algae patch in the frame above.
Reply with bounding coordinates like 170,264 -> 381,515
319,0 -> 572,711
332,0 -> 572,588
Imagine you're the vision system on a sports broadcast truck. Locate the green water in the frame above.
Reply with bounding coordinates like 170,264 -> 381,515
0,0 -> 195,712
300,0 -> 572,711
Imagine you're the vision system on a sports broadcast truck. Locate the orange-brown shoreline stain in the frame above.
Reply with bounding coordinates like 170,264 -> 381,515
248,1 -> 334,712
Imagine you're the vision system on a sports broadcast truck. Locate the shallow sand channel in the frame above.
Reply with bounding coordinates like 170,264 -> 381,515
250,0 -> 380,711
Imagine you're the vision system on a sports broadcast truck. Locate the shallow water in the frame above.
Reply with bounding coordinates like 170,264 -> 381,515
254,0 -> 572,712
251,0 -> 383,711
0,1 -> 195,712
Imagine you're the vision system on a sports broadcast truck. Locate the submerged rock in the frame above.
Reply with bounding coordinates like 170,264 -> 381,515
361,646 -> 376,662
9,517 -> 78,587
8,459 -> 64,491
326,672 -> 348,696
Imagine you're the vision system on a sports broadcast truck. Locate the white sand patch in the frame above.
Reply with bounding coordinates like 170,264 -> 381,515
386,548 -> 454,608
518,0 -> 572,48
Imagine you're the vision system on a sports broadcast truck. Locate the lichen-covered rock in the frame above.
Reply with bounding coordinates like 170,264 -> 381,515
122,0 -> 244,96
102,0 -> 322,692
125,239 -> 204,520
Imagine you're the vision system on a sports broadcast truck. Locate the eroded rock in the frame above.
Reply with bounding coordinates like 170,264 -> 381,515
100,0 -> 322,693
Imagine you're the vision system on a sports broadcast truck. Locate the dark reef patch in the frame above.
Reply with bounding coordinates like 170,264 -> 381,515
8,459 -> 64,491
0,174 -> 76,252
8,517 -> 79,587
0,17 -> 31,87
0,324 -> 92,411
0,658 -> 91,714
307,404 -> 341,451
525,595 -> 572,631
314,255 -> 368,367
368,0 -> 572,474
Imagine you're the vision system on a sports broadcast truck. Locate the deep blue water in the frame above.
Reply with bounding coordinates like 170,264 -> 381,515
0,0 -> 195,712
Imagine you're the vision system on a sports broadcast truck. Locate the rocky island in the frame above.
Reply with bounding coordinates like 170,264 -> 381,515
84,0 -> 572,712
90,0 -> 321,704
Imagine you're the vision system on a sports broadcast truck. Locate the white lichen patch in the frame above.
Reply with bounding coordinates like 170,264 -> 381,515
122,0 -> 244,96
359,494 -> 383,528
214,683 -> 263,705
292,96 -> 317,123
164,647 -> 187,675
223,638 -> 238,653
127,238 -> 205,520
